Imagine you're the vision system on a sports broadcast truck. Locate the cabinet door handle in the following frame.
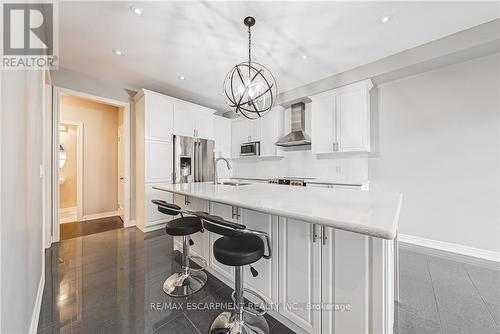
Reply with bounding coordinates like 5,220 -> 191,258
322,226 -> 328,245
312,224 -> 318,243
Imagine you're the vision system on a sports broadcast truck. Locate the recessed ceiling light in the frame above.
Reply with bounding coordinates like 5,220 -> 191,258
179,76 -> 185,80
130,5 -> 143,15
381,16 -> 390,23
301,55 -> 308,60
112,49 -> 124,56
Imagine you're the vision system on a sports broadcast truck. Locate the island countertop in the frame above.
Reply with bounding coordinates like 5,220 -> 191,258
153,182 -> 403,240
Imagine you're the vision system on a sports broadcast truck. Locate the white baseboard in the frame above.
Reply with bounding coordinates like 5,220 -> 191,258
82,210 -> 119,221
399,234 -> 500,268
124,219 -> 136,228
59,206 -> 77,224
138,222 -> 167,233
29,273 -> 45,334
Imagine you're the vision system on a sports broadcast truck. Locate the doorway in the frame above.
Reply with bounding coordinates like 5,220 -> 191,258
52,87 -> 131,242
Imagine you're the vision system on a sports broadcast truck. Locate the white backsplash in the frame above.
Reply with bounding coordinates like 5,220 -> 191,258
232,148 -> 368,181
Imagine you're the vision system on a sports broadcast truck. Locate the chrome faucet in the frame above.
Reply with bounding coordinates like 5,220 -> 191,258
213,157 -> 232,185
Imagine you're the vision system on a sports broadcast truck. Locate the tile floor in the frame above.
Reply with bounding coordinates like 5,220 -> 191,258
38,227 -> 500,334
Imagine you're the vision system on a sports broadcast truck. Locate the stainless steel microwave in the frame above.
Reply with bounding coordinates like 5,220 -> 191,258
240,141 -> 260,156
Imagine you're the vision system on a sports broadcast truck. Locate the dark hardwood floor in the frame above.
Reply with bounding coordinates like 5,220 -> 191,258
60,216 -> 124,240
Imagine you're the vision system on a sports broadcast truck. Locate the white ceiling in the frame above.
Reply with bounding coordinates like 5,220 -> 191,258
59,1 -> 500,111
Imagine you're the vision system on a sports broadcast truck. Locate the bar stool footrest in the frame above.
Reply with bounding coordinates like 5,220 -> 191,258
188,255 -> 207,272
231,288 -> 269,316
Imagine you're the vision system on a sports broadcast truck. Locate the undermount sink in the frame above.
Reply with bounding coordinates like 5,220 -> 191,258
220,181 -> 250,186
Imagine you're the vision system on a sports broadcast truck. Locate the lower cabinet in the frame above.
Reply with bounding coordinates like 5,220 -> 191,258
239,208 -> 278,304
172,194 -> 209,260
278,218 -> 322,334
278,219 -> 393,334
208,203 -> 278,304
145,183 -> 173,228
209,202 -> 235,281
175,200 -> 394,334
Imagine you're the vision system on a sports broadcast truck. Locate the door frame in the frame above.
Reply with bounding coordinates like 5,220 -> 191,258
59,120 -> 84,222
117,124 -> 125,219
51,86 -> 132,243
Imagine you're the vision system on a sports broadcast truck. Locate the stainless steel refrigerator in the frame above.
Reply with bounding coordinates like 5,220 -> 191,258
173,135 -> 215,183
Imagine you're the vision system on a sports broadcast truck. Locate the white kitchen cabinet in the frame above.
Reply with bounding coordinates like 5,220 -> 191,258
145,183 -> 173,225
173,102 -> 214,139
134,90 -> 175,231
239,208 -> 278,304
278,219 -> 393,334
145,140 -> 172,181
134,89 -> 215,232
206,204 -> 277,304
213,115 -> 232,159
260,106 -> 284,157
231,106 -> 284,158
321,228 -> 371,334
278,218 -> 322,334
173,102 -> 197,138
195,108 -> 214,139
232,117 -> 262,143
231,118 -> 248,158
209,202 -> 236,281
311,79 -> 373,154
310,91 -> 335,154
173,194 -> 209,261
145,92 -> 174,142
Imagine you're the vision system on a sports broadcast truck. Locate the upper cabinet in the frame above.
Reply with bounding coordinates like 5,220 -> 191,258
213,116 -> 232,159
173,102 -> 214,139
310,79 -> 373,154
230,106 -> 284,158
144,91 -> 174,142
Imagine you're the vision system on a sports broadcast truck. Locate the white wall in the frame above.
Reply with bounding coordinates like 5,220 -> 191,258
50,67 -> 133,103
1,70 -> 45,332
369,53 -> 500,253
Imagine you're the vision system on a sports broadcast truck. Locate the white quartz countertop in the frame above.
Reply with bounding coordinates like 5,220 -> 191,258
153,182 -> 402,240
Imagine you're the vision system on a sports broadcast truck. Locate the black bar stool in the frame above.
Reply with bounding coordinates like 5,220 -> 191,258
194,211 -> 272,334
151,200 -> 208,297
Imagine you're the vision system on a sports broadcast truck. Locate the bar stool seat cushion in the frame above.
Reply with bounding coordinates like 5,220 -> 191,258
214,235 -> 264,266
165,216 -> 202,236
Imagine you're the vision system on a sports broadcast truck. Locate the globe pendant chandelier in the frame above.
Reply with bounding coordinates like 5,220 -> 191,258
223,16 -> 277,120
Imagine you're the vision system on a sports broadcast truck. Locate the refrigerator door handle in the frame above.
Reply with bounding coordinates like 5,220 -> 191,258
198,140 -> 201,182
193,141 -> 198,182
197,140 -> 201,182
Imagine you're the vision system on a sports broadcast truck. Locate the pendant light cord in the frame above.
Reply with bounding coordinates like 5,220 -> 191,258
248,26 -> 252,77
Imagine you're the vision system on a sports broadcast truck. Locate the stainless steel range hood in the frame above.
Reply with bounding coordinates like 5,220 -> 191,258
275,102 -> 311,147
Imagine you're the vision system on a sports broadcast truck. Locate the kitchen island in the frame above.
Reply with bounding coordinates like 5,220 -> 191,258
153,182 -> 402,334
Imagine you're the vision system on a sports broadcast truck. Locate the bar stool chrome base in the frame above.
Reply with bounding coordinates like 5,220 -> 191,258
162,270 -> 207,297
209,311 -> 269,334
